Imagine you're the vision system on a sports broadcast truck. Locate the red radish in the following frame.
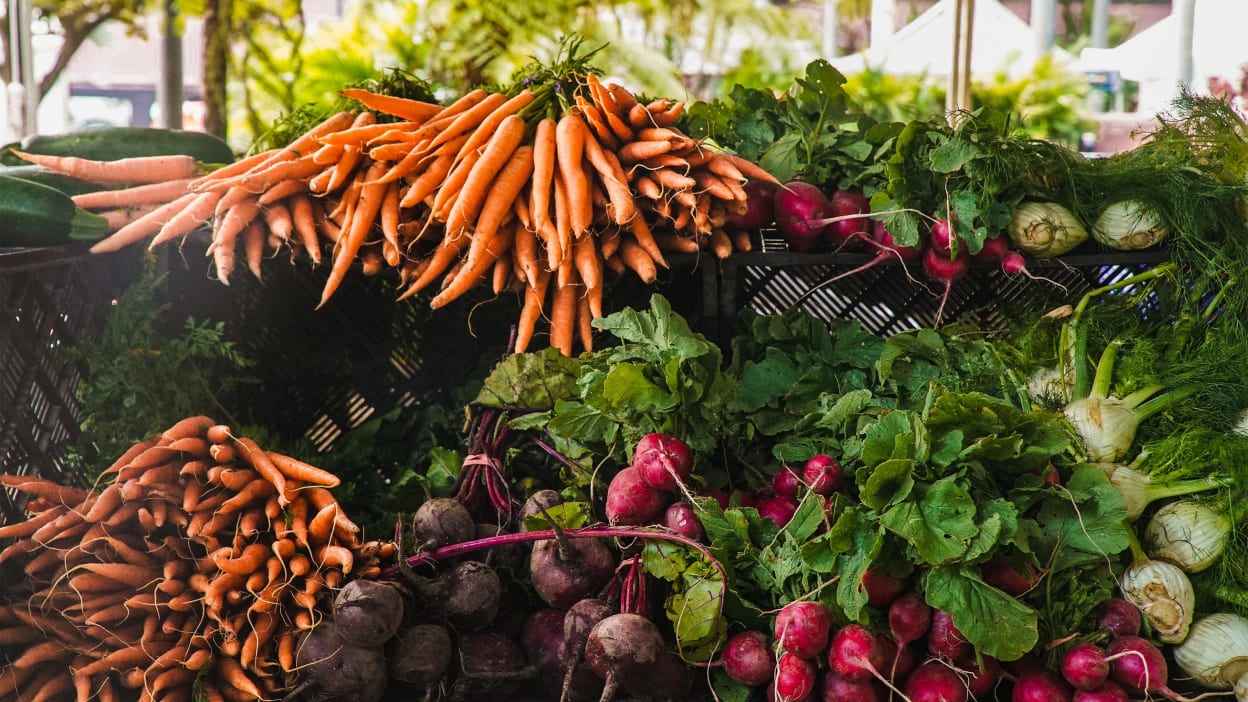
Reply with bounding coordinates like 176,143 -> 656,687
887,591 -> 932,646
821,671 -> 885,702
1072,681 -> 1130,702
663,502 -> 705,541
862,568 -> 906,609
773,653 -> 817,702
903,662 -> 968,702
973,234 -> 1011,263
728,179 -> 779,230
928,218 -> 965,256
980,554 -> 1040,597
921,247 -> 971,326
802,454 -> 843,496
965,655 -> 1003,700
876,633 -> 916,680
1104,635 -> 1180,698
926,609 -> 971,662
1095,598 -> 1141,638
975,234 -> 1065,288
822,188 -> 872,249
631,433 -> 694,492
774,181 -> 831,253
757,495 -> 800,527
711,489 -> 758,510
772,465 -> 803,497
827,624 -> 887,682
1061,642 -> 1109,691
773,600 -> 834,659
605,467 -> 668,526
1012,671 -> 1073,702
722,630 -> 776,686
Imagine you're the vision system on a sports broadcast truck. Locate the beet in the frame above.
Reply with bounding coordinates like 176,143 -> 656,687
451,630 -> 533,701
435,560 -> 501,632
389,623 -> 454,686
528,536 -> 615,609
519,489 -> 564,525
631,432 -> 694,492
584,613 -> 666,701
627,651 -> 692,700
332,578 -> 405,648
604,467 -> 668,526
519,608 -> 567,680
295,622 -> 388,702
411,497 -> 476,550
471,522 -> 526,570
773,600 -> 834,659
663,502 -> 706,541
722,630 -> 776,686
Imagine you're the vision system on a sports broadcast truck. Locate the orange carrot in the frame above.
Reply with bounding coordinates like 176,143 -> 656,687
529,117 -> 558,234
0,506 -> 61,540
492,252 -> 513,294
216,657 -> 263,700
339,88 -> 442,122
422,91 -> 509,161
628,214 -> 668,269
442,114 -> 527,237
10,150 -> 199,184
617,139 -> 674,164
264,451 -> 340,487
0,474 -> 89,504
430,220 -> 516,310
576,291 -> 594,353
549,278 -> 579,356
582,133 -> 636,225
234,437 -> 291,506
512,222 -> 540,287
717,152 -> 780,184
619,238 -> 658,283
72,178 -> 195,210
216,479 -> 275,515
573,234 -> 603,318
554,113 -> 593,237
449,88 -> 534,163
397,149 -> 457,208
319,160 -> 389,307
288,194 -> 323,265
212,543 -> 270,576
237,155 -> 323,191
90,191 -> 200,253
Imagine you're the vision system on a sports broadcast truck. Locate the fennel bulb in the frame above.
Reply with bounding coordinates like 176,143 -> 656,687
1007,201 -> 1089,258
1100,463 -> 1226,521
1120,558 -> 1195,644
1092,199 -> 1168,250
1143,499 -> 1230,572
1175,613 -> 1248,689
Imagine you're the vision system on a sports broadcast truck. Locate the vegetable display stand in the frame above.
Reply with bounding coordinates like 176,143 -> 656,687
0,245 -> 141,494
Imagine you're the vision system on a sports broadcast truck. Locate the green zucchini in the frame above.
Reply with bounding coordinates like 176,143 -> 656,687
0,174 -> 110,248
0,127 -> 235,167
0,164 -> 110,197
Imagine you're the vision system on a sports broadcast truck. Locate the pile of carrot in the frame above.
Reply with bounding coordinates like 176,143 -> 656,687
22,73 -> 776,356
0,416 -> 391,702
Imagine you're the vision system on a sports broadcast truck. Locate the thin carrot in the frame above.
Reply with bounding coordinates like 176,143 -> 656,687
10,150 -> 199,184
619,238 -> 659,283
553,173 -> 571,279
576,291 -> 594,353
581,133 -> 636,225
617,139 -> 674,164
379,180 -> 401,258
573,234 -> 603,319
442,114 -> 527,237
717,152 -> 780,184
216,479 -> 275,515
234,437 -> 291,506
216,657 -> 264,700
0,507 -> 61,540
90,191 -> 200,253
422,91 -> 509,162
237,155 -> 323,191
339,88 -> 442,122
430,146 -> 484,222
529,117 -> 558,235
549,278 -> 579,356
239,110 -> 355,174
314,120 -> 409,148
319,160 -> 389,307
264,451 -> 340,487
72,178 -> 195,210
512,221 -> 539,286
628,214 -> 669,269
554,113 -> 593,237
574,96 -> 618,150
492,252 -> 513,294
306,502 -> 339,546
287,194 -> 323,265
449,88 -> 534,163
430,220 -> 516,309
0,474 -> 89,504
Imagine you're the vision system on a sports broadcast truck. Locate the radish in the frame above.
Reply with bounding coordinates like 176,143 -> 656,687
822,188 -> 872,249
728,179 -> 779,230
722,630 -> 776,686
1012,671 -> 1073,702
921,247 -> 971,326
902,662 -> 968,702
887,592 -> 932,646
1095,598 -> 1142,638
773,653 -> 818,702
631,432 -> 694,492
925,609 -> 970,662
604,467 -> 668,526
1104,635 -> 1183,699
979,554 -> 1040,597
876,633 -> 916,680
802,454 -> 843,496
974,234 -> 1066,289
821,671 -> 885,702
1072,681 -> 1130,702
774,181 -> 831,253
862,568 -> 906,609
972,234 -> 1010,263
828,624 -> 912,700
758,494 -> 800,527
663,502 -> 705,541
964,655 -> 1003,700
772,465 -> 803,498
584,613 -> 666,702
1060,642 -> 1110,691
773,600 -> 834,659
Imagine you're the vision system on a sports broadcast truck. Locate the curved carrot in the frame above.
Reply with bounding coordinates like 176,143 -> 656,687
90,191 -> 199,253
339,88 -> 442,122
582,133 -> 635,225
10,150 -> 199,184
442,114 -> 527,237
449,88 -> 534,165
430,220 -> 516,310
288,194 -> 322,265
319,160 -> 389,307
234,437 -> 290,506
264,451 -> 340,487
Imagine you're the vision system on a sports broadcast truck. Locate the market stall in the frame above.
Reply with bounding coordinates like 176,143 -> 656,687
3,39 -> 1248,702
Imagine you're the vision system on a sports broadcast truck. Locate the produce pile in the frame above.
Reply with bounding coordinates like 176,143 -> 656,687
0,418 -> 389,702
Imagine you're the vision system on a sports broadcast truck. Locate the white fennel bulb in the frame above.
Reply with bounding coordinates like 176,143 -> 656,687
1007,201 -> 1089,257
1175,613 -> 1248,689
1092,199 -> 1168,250
1143,499 -> 1230,573
1120,558 -> 1195,644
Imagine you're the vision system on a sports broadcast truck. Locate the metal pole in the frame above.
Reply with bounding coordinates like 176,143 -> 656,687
871,0 -> 896,48
822,0 -> 840,58
8,0 -> 37,137
158,0 -> 185,129
1174,0 -> 1196,91
1090,0 -> 1111,49
1030,0 -> 1056,57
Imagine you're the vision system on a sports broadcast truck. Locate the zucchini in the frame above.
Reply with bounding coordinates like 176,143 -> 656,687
0,127 -> 235,167
0,175 -> 110,248
0,165 -> 110,197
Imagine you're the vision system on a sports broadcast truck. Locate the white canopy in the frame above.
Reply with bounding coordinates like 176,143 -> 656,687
1077,0 -> 1248,114
830,0 -> 1071,79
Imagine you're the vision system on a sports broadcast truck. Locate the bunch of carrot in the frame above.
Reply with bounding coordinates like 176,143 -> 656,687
0,416 -> 391,702
24,74 -> 775,356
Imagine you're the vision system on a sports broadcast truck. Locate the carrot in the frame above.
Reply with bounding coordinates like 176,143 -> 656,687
319,160 -> 389,307
396,226 -> 472,300
430,220 -> 516,309
0,474 -> 89,504
216,658 -> 263,701
212,543 -> 270,576
512,221 -> 539,286
260,451 -> 337,488
574,96 -> 618,150
619,238 -> 658,283
156,415 -> 212,443
90,191 -> 200,253
581,132 -> 636,225
549,278 -> 579,356
465,145 -> 534,250
314,544 -> 355,574
100,204 -> 158,230
286,194 -> 323,265
276,631 -> 297,673
555,113 -> 593,237
576,292 -> 595,353
652,229 -> 700,254
379,180 -> 401,258
529,117 -> 558,236
216,479 -> 275,515
72,644 -> 161,678
28,666 -> 74,702
617,139 -> 673,164
492,252 -> 513,294
242,110 -> 356,173
72,178 -> 195,210
627,214 -> 668,269
717,152 -> 780,184
424,91 -> 510,162
0,625 -> 42,646
429,143 -> 484,222
236,154 -> 323,192
442,114 -> 527,237
7,639 -> 66,670
339,88 -> 442,122
449,88 -> 534,161
397,149 -> 457,207
10,150 -> 199,184
313,120 -> 408,148
553,173 -> 572,278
